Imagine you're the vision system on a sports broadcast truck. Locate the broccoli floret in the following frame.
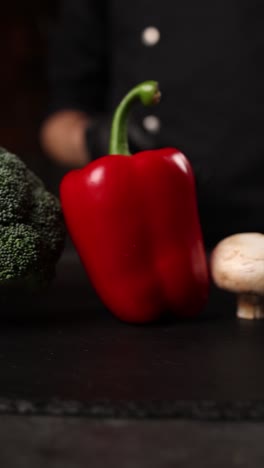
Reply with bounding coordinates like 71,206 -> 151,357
0,224 -> 41,280
0,147 -> 66,292
29,185 -> 66,263
0,149 -> 32,224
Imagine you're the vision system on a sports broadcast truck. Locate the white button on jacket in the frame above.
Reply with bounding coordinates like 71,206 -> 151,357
143,115 -> 161,133
141,26 -> 160,46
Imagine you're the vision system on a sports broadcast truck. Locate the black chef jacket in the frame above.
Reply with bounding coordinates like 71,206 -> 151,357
46,0 -> 264,249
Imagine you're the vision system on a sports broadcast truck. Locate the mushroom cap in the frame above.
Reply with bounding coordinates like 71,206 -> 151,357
210,232 -> 264,294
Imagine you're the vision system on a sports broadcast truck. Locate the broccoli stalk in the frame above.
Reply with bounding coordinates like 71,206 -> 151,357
0,147 -> 66,292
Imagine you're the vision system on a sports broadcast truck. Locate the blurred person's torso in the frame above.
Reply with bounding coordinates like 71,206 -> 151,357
49,0 -> 264,248
106,0 -> 264,246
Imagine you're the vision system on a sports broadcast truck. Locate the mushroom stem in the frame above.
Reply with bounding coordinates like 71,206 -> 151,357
237,293 -> 264,320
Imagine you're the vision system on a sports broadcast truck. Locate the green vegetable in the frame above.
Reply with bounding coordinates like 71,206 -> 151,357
0,147 -> 66,292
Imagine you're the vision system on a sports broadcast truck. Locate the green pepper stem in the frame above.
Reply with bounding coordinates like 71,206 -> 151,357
109,80 -> 161,155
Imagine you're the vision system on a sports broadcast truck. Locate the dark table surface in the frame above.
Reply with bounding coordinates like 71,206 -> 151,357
1,246 -> 264,467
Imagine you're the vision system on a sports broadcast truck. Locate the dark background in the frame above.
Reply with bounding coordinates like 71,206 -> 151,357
0,1 -> 61,193
1,3 -> 264,466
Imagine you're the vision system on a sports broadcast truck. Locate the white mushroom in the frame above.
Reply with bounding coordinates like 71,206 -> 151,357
210,233 -> 264,319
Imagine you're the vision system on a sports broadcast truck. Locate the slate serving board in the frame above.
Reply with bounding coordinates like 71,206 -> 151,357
0,245 -> 263,421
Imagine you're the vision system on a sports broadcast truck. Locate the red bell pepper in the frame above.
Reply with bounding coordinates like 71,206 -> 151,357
60,81 -> 209,323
